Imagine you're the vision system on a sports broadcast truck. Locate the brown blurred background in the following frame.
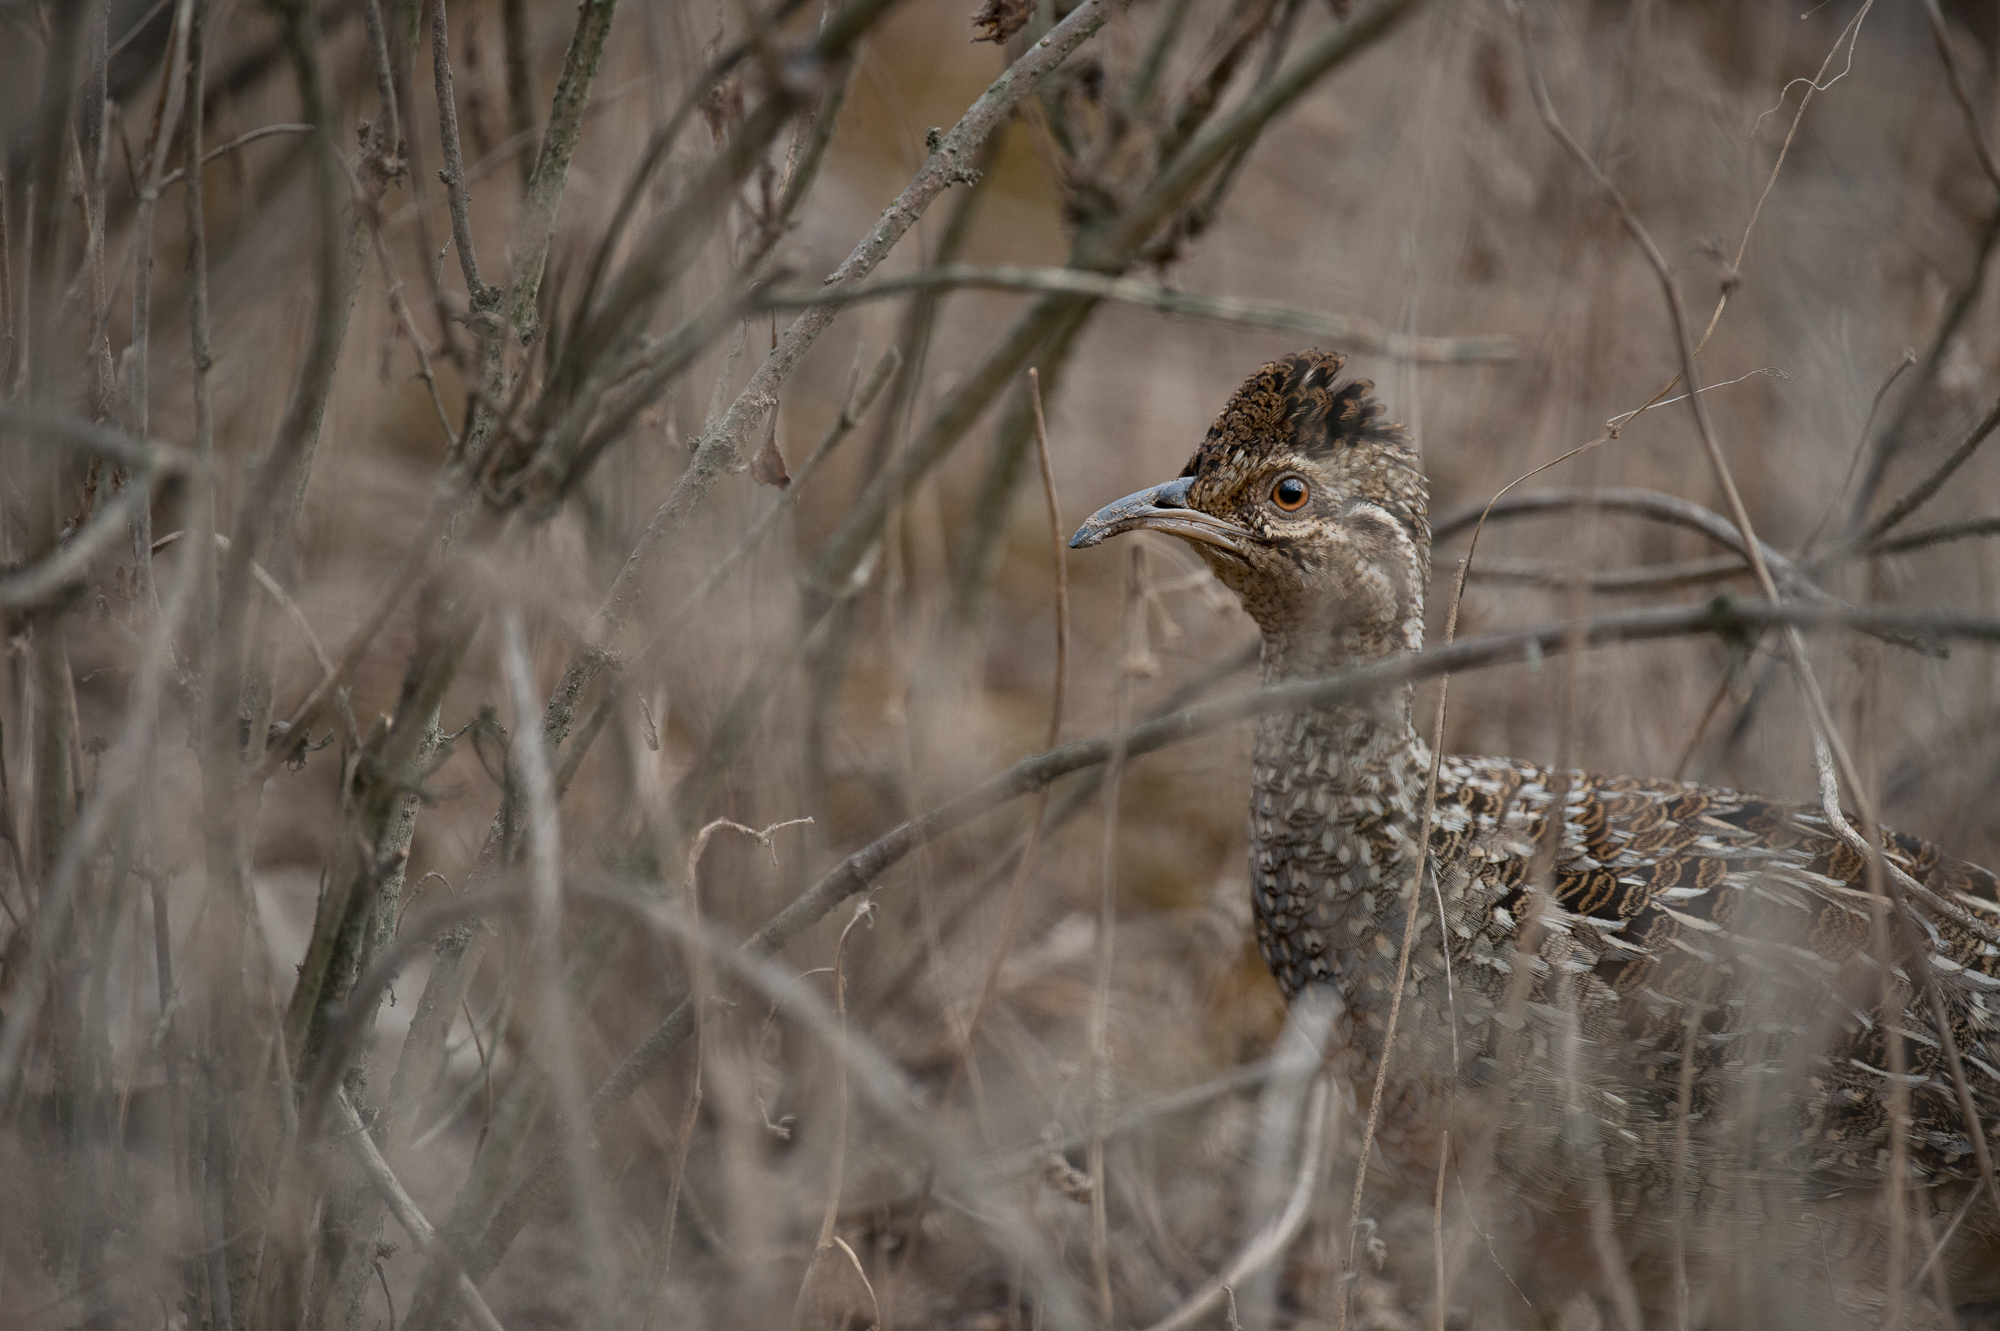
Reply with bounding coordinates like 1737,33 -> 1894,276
3,0 -> 1997,1326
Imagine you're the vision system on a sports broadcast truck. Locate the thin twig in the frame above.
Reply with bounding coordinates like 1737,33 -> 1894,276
607,0 -> 1112,632
958,366 -> 1070,1063
369,225 -> 461,449
1136,1076 -> 1331,1331
760,265 -> 1514,363
1,482 -> 154,610
252,489 -> 457,780
1850,203 -> 2000,523
669,347 -> 900,622
1431,1130 -> 1448,1331
1087,547 -> 1144,1326
1921,0 -> 2000,192
498,611 -> 613,1318
333,1092 -> 510,1331
150,530 -> 330,674
428,0 -> 486,302
791,895 -> 877,1328
1801,350 -> 1917,557
154,122 -> 313,188
1858,387 -> 2000,545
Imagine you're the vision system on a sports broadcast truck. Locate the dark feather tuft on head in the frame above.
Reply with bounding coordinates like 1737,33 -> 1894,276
1179,350 -> 1410,479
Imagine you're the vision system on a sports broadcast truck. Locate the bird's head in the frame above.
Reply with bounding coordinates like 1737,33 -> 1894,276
1071,350 -> 1430,670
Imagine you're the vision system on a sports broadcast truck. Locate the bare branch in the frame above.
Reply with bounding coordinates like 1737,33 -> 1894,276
0,401 -> 194,473
1921,0 -> 2000,193
333,1092 -> 510,1331
629,0 -> 1113,572
154,123 -> 313,188
0,483 -> 154,610
760,264 -> 1515,363
429,0 -> 487,302
1140,1076 -> 1331,1331
1859,387 -> 2000,544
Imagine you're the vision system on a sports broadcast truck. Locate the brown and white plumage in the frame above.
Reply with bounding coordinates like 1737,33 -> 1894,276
1072,350 -> 2000,1321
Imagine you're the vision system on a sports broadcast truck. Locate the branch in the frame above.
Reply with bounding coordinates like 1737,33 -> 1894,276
1432,487 -> 1944,653
670,346 -> 901,619
1138,1076 -> 1331,1331
154,122 -> 312,188
1922,0 -> 2000,192
0,483 -> 154,610
1097,0 -> 1428,263
1867,513 -> 2000,559
760,264 -> 1515,363
0,401 -> 194,473
251,488 -> 458,780
150,531 -> 331,675
1859,386 -> 2000,544
1850,202 -> 2000,525
627,0 -> 1111,556
1435,487 -> 1791,572
333,1093 -> 510,1331
429,0 -> 486,303
501,0 -> 620,341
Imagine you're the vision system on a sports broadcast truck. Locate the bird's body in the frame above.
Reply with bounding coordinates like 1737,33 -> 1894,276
1072,350 -> 2000,1324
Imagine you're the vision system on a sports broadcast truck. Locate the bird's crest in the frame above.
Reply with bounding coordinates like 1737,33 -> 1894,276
1179,349 -> 1411,481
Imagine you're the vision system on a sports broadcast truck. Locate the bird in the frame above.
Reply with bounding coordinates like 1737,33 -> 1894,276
1069,349 -> 2000,1327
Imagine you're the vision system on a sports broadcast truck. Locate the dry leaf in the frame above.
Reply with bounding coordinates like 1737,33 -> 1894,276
750,414 -> 791,488
970,0 -> 1031,45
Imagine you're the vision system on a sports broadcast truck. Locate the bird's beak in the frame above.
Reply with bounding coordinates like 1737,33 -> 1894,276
1068,475 -> 1252,557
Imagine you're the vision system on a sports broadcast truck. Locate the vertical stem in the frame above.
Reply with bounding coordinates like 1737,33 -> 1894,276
183,0 -> 212,472
129,0 -> 196,615
500,0 -> 535,191
84,0 -> 113,423
803,144 -> 994,807
938,293 -> 1094,664
429,0 -> 487,301
1430,1131 -> 1448,1331
17,3 -> 88,1295
1087,546 -> 1141,1327
506,0 -> 620,343
956,366 -> 1069,1060
0,171 -> 13,386
499,612 -> 615,1327
363,0 -> 405,159
23,6 -> 83,401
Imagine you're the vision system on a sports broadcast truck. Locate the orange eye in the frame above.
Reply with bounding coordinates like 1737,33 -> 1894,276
1271,476 -> 1310,511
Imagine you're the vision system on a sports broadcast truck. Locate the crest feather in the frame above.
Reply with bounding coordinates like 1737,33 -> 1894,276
1181,349 -> 1412,479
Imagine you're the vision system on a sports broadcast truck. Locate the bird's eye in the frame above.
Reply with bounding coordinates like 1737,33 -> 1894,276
1271,476 -> 1310,511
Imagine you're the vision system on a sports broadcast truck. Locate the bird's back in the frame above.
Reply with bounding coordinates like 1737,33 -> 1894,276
1412,756 -> 2000,1213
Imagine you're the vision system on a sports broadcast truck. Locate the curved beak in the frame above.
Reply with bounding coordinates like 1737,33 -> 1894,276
1068,475 -> 1252,557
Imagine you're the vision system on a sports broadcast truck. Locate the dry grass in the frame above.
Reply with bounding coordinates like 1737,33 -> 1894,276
1,0 -> 1997,1328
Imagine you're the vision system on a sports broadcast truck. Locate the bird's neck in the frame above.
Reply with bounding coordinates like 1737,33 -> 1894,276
1248,624 -> 1433,1006
1256,621 -> 1428,774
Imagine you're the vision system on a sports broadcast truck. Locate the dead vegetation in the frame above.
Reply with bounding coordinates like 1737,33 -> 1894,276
0,0 -> 1997,1328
